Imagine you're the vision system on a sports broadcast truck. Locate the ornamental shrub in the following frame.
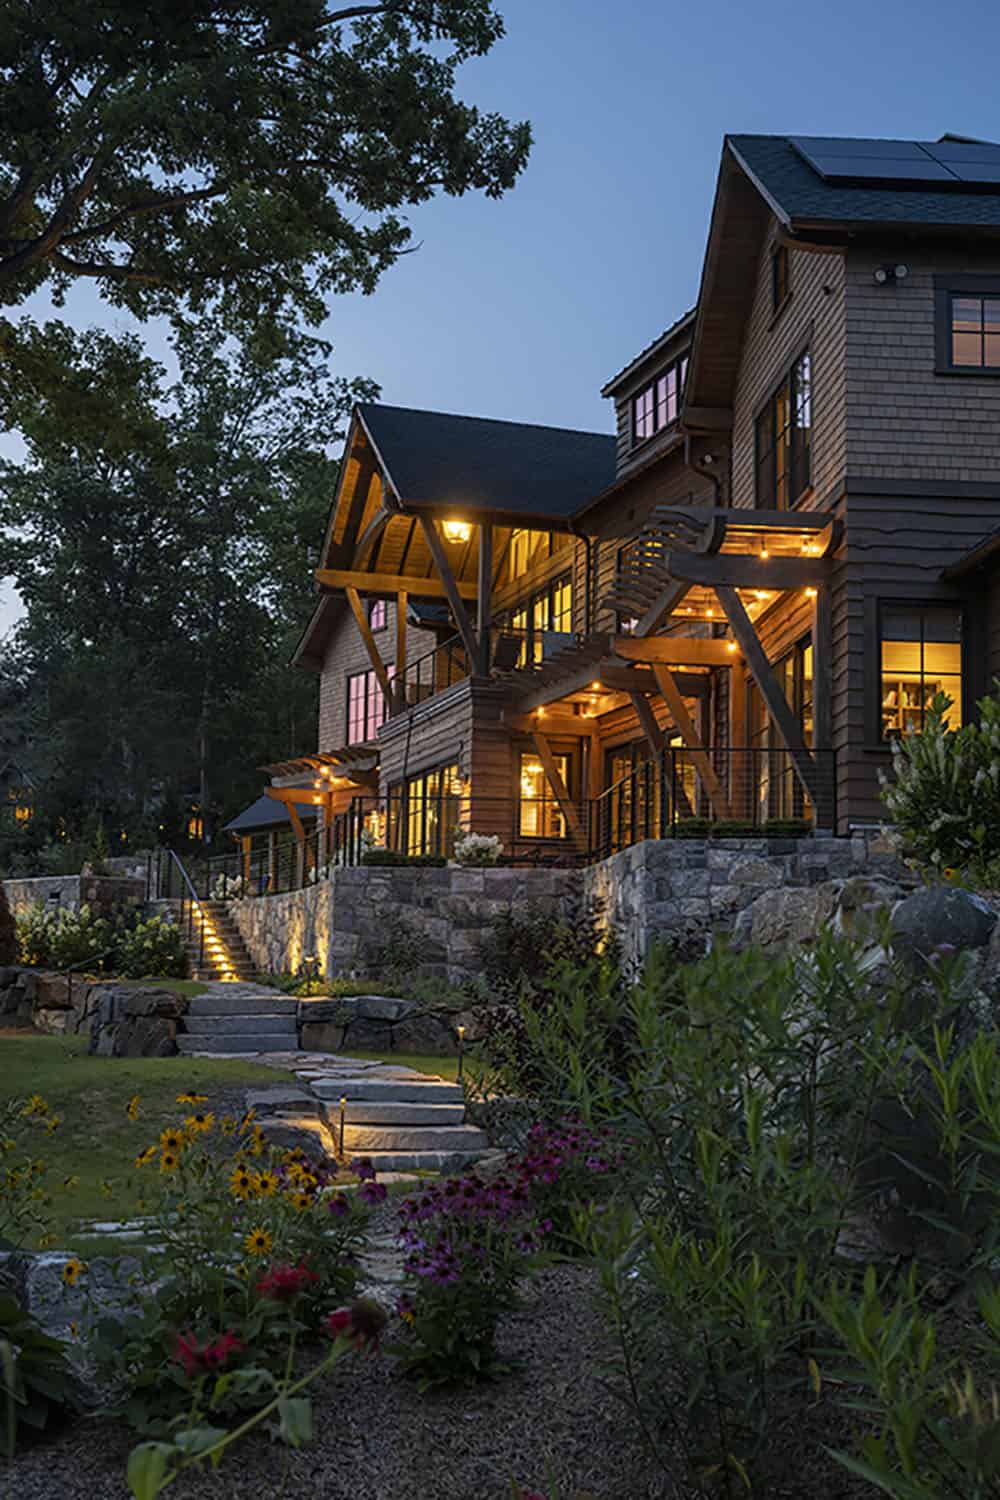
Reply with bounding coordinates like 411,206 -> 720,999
43,903 -> 115,971
881,685 -> 1000,879
395,1170 -> 546,1388
454,831 -> 503,866
115,914 -> 186,978
533,928 -> 1000,1494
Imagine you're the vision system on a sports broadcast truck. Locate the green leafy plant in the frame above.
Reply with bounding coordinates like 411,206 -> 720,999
881,685 -> 1000,879
115,915 -> 186,979
0,881 -> 15,965
0,1295 -> 75,1456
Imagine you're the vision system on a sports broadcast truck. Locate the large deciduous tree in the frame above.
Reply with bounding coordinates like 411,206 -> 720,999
0,0 -> 530,400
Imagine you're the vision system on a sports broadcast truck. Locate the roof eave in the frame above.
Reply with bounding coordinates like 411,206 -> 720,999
600,308 -> 697,399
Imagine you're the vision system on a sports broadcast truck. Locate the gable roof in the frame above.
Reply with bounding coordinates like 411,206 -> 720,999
357,402 -> 616,522
728,133 -> 1000,235
601,307 -> 696,398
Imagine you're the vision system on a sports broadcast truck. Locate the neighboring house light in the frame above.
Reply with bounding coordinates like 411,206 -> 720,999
442,519 -> 471,544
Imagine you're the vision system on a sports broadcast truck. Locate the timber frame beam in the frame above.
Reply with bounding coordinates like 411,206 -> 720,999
614,636 -> 741,667
664,551 -> 832,590
651,664 -> 731,819
418,516 -> 481,664
511,661 -> 710,715
315,567 -> 477,602
346,586 -> 394,709
531,730 -> 588,853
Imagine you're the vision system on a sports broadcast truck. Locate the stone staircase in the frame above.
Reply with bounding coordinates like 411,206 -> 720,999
151,898 -> 263,984
176,988 -> 299,1055
250,1064 -> 491,1173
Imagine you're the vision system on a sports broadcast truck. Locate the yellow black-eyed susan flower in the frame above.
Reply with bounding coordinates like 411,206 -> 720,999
24,1094 -> 48,1117
220,1116 -> 238,1137
248,1125 -> 266,1157
36,1232 -> 56,1250
255,1170 -> 279,1197
289,1190 -> 312,1213
126,1095 -> 141,1121
45,1115 -> 61,1135
176,1091 -> 209,1105
185,1112 -> 215,1134
160,1128 -> 185,1155
238,1108 -> 256,1134
160,1151 -> 180,1175
230,1166 -> 255,1200
135,1145 -> 157,1168
244,1226 -> 273,1256
62,1257 -> 86,1286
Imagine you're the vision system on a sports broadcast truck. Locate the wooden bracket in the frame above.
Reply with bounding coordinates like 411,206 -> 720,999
346,586 -> 394,709
651,664 -> 731,819
531,730 -> 587,853
418,516 -> 481,664
630,692 -> 666,755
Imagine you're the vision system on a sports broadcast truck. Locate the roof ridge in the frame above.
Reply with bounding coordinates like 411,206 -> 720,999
357,400 -> 612,442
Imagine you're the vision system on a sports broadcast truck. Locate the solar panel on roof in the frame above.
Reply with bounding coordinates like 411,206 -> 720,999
792,136 -> 928,161
926,140 -> 1000,164
789,135 -> 1000,189
806,154 -> 956,183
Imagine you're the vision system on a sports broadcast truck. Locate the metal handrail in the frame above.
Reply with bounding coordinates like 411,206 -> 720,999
149,847 -> 206,968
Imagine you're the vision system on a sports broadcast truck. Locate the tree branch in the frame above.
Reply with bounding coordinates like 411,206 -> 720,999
58,182 -> 228,246
49,249 -> 169,287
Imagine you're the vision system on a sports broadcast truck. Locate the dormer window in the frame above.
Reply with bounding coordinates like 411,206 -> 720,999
631,354 -> 688,445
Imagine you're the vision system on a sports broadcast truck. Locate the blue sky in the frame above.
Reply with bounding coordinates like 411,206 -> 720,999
1,0 -> 997,629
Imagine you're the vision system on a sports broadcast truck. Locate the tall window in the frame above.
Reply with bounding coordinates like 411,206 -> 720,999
880,605 -> 962,737
772,243 -> 790,311
346,667 -> 393,744
949,294 -> 1000,369
519,751 -> 570,839
501,575 -> 573,665
395,762 -> 461,856
755,349 -> 811,509
632,355 -> 688,444
749,637 -> 813,821
369,599 -> 386,631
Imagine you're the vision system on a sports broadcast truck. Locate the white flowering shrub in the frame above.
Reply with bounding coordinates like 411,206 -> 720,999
881,687 -> 1000,879
210,873 -> 245,901
453,831 -> 504,867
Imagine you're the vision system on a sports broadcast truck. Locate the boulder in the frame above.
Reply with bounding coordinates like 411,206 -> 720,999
891,886 -> 998,968
732,882 -> 840,949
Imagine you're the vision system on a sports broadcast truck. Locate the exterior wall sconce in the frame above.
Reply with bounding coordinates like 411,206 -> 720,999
874,264 -> 909,285
442,519 -> 471,544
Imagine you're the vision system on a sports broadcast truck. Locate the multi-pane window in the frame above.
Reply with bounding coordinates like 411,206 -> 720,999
772,244 -> 789,310
503,575 -> 573,665
755,349 -> 812,509
519,751 -> 570,839
369,600 -> 386,631
631,355 -> 689,444
880,605 -> 962,737
749,636 -> 814,820
398,762 -> 461,856
346,666 -> 393,744
949,295 -> 1000,369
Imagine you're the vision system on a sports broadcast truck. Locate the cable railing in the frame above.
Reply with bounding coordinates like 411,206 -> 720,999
192,747 -> 834,900
396,634 -> 472,710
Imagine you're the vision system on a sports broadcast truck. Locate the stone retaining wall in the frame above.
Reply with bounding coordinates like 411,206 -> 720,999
584,829 -> 908,972
229,834 -> 908,983
0,965 -> 187,1054
231,865 -> 579,984
1,874 -> 146,918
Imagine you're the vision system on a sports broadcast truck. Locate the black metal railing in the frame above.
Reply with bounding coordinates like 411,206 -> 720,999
396,634 -> 473,710
589,745 -> 837,861
193,747 -> 837,899
147,847 -> 208,967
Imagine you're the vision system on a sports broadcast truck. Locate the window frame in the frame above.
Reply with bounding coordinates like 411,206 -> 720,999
771,243 -> 790,318
933,274 -> 1000,376
497,571 -> 573,664
630,353 -> 689,449
754,343 -> 813,510
874,599 -> 965,744
345,665 -> 393,745
368,599 -> 387,632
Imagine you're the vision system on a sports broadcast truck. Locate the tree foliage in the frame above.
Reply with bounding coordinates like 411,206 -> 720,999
0,1 -> 530,407
0,317 -> 375,852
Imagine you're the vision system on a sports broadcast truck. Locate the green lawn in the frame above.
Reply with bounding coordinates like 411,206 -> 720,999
117,977 -> 207,997
3,1032 -> 282,1245
2,1033 -> 461,1252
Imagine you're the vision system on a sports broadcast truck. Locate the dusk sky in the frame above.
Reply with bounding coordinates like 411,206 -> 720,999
2,0 -> 999,630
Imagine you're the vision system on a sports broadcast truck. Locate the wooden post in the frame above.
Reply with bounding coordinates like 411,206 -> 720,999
240,836 -> 251,886
477,521 -> 493,675
267,830 -> 277,892
531,730 -> 587,853
395,591 -> 408,711
811,583 -> 835,828
651,665 -> 731,819
630,691 -> 665,755
715,584 -> 822,810
728,659 -> 750,822
346,586 -> 394,709
418,516 -> 480,664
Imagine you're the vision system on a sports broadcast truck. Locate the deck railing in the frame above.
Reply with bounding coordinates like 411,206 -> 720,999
199,746 -> 836,898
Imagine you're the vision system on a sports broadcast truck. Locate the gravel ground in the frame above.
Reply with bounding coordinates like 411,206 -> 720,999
9,1265 -> 671,1500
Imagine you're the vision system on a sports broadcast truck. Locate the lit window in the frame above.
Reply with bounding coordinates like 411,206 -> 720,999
347,666 -> 394,744
519,752 -> 570,839
369,600 -> 386,631
632,354 -> 688,445
500,575 -> 572,666
880,605 -> 962,738
755,349 -> 811,509
950,294 -> 1000,369
390,762 -> 460,856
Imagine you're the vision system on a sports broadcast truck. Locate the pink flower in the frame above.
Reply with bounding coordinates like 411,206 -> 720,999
256,1262 -> 318,1303
359,1180 -> 387,1204
172,1329 -> 243,1378
326,1307 -> 353,1339
349,1157 -> 377,1182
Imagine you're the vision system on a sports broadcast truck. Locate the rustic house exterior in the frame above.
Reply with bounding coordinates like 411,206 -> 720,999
236,130 -> 1000,871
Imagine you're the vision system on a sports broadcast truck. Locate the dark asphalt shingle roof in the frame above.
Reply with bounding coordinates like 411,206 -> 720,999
223,794 -> 318,834
601,307 -> 696,396
729,134 -> 1000,230
357,403 -> 616,521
